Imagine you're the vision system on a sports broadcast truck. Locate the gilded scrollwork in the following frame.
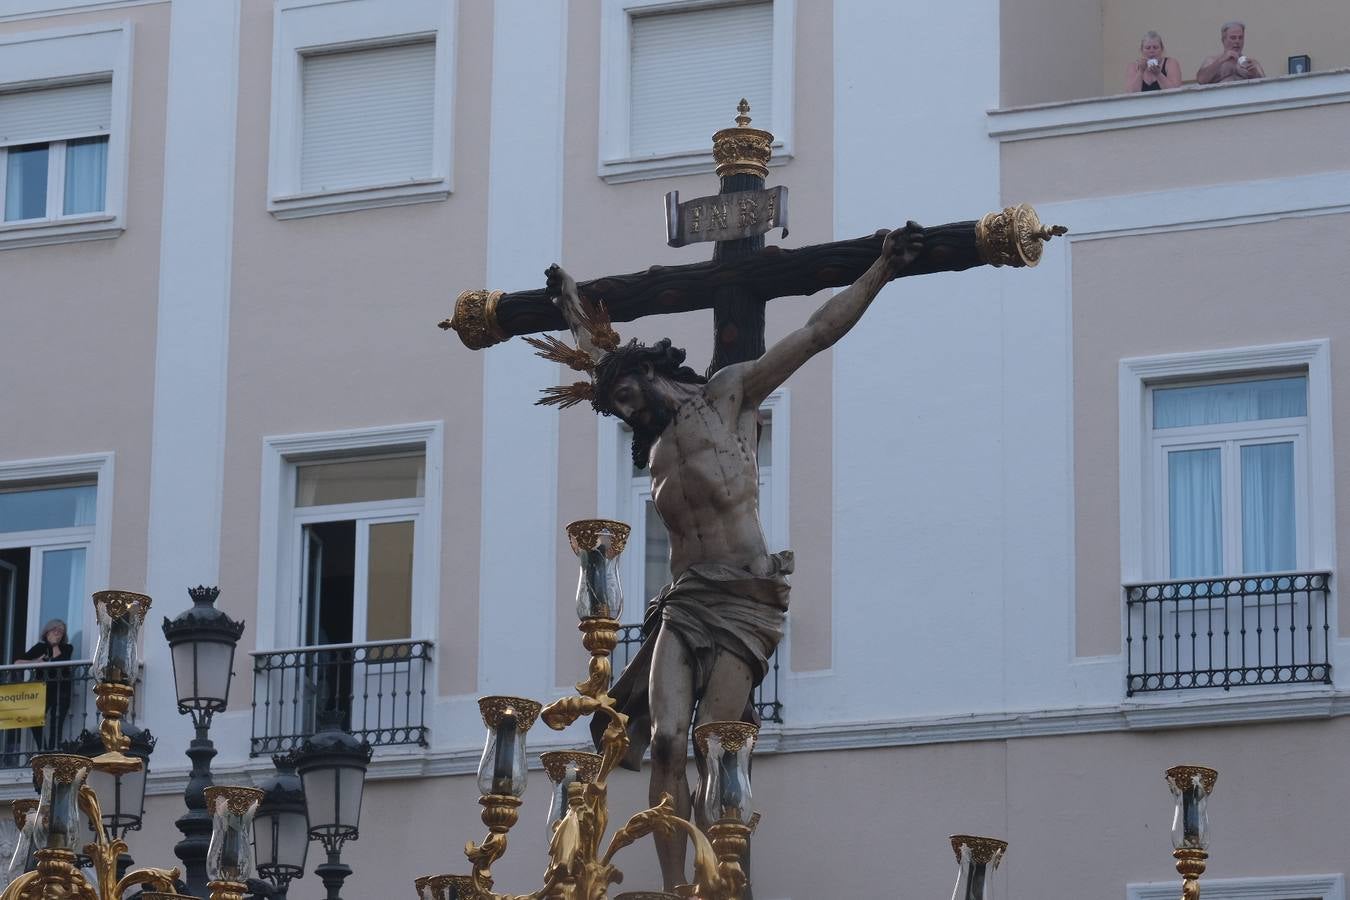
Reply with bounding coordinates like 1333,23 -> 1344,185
442,289 -> 509,350
565,520 -> 631,557
692,722 -> 758,756
712,100 -> 773,180
90,592 -> 151,620
1165,765 -> 1218,795
949,834 -> 1008,866
477,696 -> 543,732
202,786 -> 263,816
974,204 -> 1067,268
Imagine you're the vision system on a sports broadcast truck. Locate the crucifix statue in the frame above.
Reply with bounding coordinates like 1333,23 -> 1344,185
441,101 -> 1064,894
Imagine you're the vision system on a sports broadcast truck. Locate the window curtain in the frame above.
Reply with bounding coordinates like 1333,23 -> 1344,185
1241,442 -> 1296,573
1169,448 -> 1222,578
1154,377 -> 1306,428
4,144 -> 48,221
63,137 -> 107,215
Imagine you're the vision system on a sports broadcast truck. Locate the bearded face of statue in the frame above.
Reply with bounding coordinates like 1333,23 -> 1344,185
607,373 -> 677,469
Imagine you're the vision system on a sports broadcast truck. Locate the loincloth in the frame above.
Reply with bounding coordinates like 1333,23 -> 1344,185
593,551 -> 792,770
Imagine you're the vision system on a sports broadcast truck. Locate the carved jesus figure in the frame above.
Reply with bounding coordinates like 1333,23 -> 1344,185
553,223 -> 925,891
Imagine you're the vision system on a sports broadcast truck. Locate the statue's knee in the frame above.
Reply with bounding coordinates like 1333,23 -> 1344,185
649,730 -> 686,767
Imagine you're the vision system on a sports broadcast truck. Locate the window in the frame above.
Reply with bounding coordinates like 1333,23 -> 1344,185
598,0 -> 796,182
0,482 -> 95,663
1119,341 -> 1334,585
1127,873 -> 1344,900
0,24 -> 130,248
1149,375 -> 1308,578
1,82 -> 110,222
268,0 -> 456,219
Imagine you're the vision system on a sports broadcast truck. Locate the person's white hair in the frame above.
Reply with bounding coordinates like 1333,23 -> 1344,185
1220,20 -> 1245,39
1141,30 -> 1164,49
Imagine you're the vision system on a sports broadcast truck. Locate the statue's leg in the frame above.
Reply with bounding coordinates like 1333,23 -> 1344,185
693,651 -> 757,900
648,624 -> 695,890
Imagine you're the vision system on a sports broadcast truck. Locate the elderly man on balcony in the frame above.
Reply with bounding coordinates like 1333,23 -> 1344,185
1197,20 -> 1266,84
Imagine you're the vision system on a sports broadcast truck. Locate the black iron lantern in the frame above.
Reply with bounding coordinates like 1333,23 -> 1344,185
64,724 -> 156,836
162,585 -> 245,726
292,717 -> 371,900
253,753 -> 309,899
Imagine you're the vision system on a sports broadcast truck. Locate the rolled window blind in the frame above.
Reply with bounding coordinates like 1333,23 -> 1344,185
301,40 -> 436,193
0,80 -> 112,148
629,2 -> 772,157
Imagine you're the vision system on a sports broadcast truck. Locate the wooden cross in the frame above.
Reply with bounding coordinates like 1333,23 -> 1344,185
441,101 -> 1065,374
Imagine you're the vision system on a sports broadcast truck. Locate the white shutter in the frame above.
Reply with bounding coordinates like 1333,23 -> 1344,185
0,81 -> 112,147
300,40 -> 436,193
629,1 -> 773,157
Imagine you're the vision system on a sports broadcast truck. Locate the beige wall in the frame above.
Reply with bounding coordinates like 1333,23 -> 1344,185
0,4 -> 171,596
127,717 -> 1350,899
1072,213 -> 1350,655
1000,102 -> 1350,205
552,0 -> 837,684
1000,0 -> 1103,107
1103,0 -> 1350,90
218,0 -> 494,699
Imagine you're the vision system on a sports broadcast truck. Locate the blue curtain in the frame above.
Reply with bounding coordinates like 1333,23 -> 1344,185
1155,377 -> 1306,428
1241,442 -> 1295,573
1169,448 -> 1222,578
4,143 -> 49,221
63,136 -> 108,215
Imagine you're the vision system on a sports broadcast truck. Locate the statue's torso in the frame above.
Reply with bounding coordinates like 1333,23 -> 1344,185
647,389 -> 769,579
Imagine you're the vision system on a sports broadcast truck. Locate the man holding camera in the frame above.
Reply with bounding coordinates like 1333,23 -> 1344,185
1197,20 -> 1265,84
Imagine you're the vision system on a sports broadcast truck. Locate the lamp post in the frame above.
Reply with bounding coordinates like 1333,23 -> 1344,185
162,586 -> 246,899
292,717 -> 371,900
65,723 -> 156,879
251,754 -> 309,900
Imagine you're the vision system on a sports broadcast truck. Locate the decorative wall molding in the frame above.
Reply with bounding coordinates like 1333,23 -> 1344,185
1128,873 -> 1345,900
988,68 -> 1350,142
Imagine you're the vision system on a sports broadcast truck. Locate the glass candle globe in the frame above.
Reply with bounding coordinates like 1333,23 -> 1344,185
91,591 -> 151,685
949,835 -> 1007,900
31,754 -> 91,851
475,697 -> 541,798
693,722 -> 757,826
541,751 -> 602,833
1166,765 -> 1217,850
204,785 -> 263,882
566,519 -> 629,621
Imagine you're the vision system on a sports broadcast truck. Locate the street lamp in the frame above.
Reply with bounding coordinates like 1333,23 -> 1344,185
251,754 -> 309,900
292,717 -> 371,900
162,585 -> 246,899
65,723 -> 156,878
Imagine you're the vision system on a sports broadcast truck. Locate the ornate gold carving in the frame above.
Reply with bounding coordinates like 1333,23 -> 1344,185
974,203 -> 1067,268
712,100 -> 773,179
92,682 -> 139,771
565,519 -> 631,557
949,834 -> 1009,866
1165,765 -> 1218,795
476,697 -> 542,732
31,753 -> 92,785
418,874 -> 476,900
540,751 -> 604,786
203,786 -> 263,816
575,618 -> 619,696
11,798 -> 37,828
1174,847 -> 1208,900
692,721 -> 759,756
91,591 -> 152,621
441,289 -> 509,350
207,880 -> 248,900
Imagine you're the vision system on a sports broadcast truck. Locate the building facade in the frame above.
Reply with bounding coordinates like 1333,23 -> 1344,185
1,0 -> 1348,897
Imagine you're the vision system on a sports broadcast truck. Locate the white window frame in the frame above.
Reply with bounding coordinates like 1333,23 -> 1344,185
268,0 -> 456,220
0,23 -> 131,250
257,422 -> 443,654
1127,873 -> 1344,900
597,0 -> 796,184
1120,340 -> 1334,585
0,452 -> 114,658
1148,376 -> 1311,579
598,389 -> 789,621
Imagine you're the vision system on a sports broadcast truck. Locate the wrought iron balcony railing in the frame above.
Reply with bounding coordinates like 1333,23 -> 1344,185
1125,571 -> 1332,695
615,623 -> 782,723
0,659 -> 133,770
249,639 -> 432,756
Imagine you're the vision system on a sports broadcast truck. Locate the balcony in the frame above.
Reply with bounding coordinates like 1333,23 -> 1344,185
615,623 -> 782,723
249,639 -> 432,756
0,659 -> 127,770
1125,572 -> 1332,695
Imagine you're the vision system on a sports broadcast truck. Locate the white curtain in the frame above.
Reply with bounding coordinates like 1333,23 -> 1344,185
1154,377 -> 1306,428
62,137 -> 107,215
4,144 -> 48,221
1169,448 -> 1222,578
1241,442 -> 1295,573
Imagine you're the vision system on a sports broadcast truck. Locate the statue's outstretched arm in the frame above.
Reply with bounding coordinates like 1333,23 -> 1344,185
739,222 -> 924,406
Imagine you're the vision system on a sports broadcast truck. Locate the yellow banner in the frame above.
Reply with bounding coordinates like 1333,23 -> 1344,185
0,682 -> 46,729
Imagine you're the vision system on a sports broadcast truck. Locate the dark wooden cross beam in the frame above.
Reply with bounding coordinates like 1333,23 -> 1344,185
441,103 -> 1064,365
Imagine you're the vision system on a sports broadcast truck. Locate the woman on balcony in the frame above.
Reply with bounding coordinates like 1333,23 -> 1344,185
1126,31 -> 1183,92
20,619 -> 75,750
